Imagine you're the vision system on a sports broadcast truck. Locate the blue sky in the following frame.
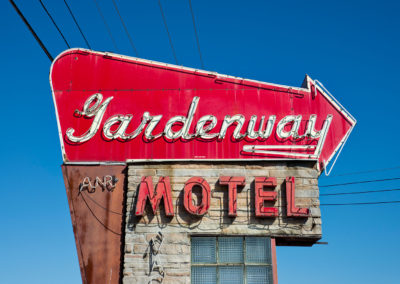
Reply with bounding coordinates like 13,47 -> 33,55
1,0 -> 400,283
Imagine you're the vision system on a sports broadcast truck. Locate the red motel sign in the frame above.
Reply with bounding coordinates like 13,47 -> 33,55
134,176 -> 308,218
50,49 -> 355,171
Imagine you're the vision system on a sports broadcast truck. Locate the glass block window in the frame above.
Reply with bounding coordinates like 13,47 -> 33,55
191,236 -> 273,284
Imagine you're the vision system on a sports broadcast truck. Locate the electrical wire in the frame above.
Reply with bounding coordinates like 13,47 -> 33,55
320,188 -> 400,196
111,0 -> 138,56
82,191 -> 123,215
63,0 -> 91,49
321,200 -> 400,206
9,0 -> 53,61
93,0 -> 119,52
38,0 -> 70,48
188,0 -> 204,68
330,165 -> 400,177
319,177 -> 400,188
158,0 -> 179,64
80,192 -> 122,235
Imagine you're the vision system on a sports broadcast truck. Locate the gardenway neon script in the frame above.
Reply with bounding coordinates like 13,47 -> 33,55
50,49 -> 356,169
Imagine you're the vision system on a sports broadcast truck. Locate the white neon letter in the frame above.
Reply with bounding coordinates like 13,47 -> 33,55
66,93 -> 113,143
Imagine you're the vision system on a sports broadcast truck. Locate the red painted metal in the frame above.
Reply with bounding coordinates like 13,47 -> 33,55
286,176 -> 309,217
50,49 -> 355,169
271,238 -> 278,284
62,165 -> 125,284
135,176 -> 310,219
219,176 -> 245,217
183,177 -> 211,215
254,177 -> 278,217
135,176 -> 174,216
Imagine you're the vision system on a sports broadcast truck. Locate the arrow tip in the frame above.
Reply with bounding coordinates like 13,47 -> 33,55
301,74 -> 313,89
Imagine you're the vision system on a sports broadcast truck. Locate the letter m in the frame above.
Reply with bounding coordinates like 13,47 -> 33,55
135,176 -> 174,217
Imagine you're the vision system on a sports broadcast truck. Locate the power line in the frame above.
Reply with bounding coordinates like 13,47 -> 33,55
9,0 -> 53,61
320,177 -> 400,188
93,0 -> 119,52
111,0 -> 138,56
321,188 -> 400,196
158,0 -> 179,64
63,0 -> 92,49
188,0 -> 204,68
321,200 -> 400,206
330,165 -> 400,177
38,0 -> 70,48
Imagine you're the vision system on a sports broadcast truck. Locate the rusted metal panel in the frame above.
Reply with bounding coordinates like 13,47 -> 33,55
62,164 -> 126,284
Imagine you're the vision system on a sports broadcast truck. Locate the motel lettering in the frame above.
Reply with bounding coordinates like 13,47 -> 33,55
135,175 -> 309,218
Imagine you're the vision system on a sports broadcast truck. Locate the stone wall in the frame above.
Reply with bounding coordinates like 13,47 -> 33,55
123,162 -> 321,283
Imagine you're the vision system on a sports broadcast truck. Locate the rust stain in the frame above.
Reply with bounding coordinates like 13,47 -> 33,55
62,164 -> 126,284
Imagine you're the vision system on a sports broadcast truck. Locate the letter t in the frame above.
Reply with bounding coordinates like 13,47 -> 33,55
219,176 -> 246,217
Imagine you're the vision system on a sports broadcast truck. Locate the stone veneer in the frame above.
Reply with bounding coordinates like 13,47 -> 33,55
123,162 -> 321,283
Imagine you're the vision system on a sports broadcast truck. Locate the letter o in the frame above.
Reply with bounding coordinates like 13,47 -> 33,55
183,177 -> 210,216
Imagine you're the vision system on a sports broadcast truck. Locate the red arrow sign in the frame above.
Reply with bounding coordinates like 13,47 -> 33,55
50,49 -> 356,171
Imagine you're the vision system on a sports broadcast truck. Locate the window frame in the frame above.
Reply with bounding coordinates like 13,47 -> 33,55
190,236 -> 277,284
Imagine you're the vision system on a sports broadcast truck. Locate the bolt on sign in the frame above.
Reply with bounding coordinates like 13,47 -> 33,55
51,49 -> 356,284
